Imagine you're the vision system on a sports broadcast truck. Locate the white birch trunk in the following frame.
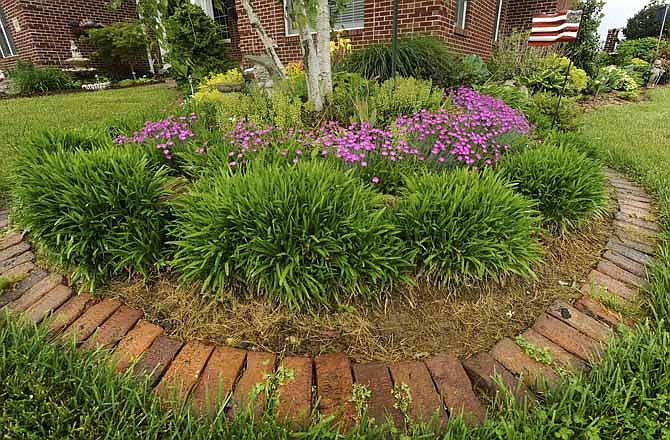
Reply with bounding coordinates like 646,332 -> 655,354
315,0 -> 332,94
298,24 -> 323,112
240,0 -> 287,78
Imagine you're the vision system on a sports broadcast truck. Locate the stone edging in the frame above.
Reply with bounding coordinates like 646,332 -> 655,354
0,168 -> 658,429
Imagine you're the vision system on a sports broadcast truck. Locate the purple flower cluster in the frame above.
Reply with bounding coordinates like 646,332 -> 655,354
114,113 -> 197,160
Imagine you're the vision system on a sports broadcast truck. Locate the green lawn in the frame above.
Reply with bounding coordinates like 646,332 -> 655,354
3,88 -> 670,439
0,85 -> 177,197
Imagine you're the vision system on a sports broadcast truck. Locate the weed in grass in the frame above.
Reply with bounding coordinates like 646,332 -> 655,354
515,335 -> 553,367
0,273 -> 27,291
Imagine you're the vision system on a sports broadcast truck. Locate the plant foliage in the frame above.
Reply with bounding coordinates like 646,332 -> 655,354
11,144 -> 174,290
170,161 -> 411,310
497,143 -> 606,229
87,21 -> 148,74
394,169 -> 542,284
624,0 -> 670,40
8,60 -> 78,95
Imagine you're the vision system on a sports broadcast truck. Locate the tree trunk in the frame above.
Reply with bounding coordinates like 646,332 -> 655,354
315,0 -> 332,94
240,0 -> 287,79
298,24 -> 323,112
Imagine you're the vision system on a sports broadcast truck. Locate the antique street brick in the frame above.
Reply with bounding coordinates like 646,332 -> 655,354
615,212 -> 659,232
597,260 -> 647,289
583,270 -> 639,304
353,361 -> 403,427
62,297 -> 122,344
132,335 -> 183,386
612,235 -> 656,255
424,353 -> 485,426
0,269 -> 48,308
231,351 -> 276,419
1,262 -> 35,281
547,300 -> 613,343
574,296 -> 632,329
0,242 -> 30,263
520,329 -> 587,372
23,284 -> 72,323
191,346 -> 246,417
276,356 -> 314,428
112,319 -> 164,373
490,338 -> 560,391
315,352 -> 356,428
607,239 -> 653,266
0,232 -> 23,251
462,352 -> 535,405
155,340 -> 214,402
0,251 -> 34,275
49,293 -> 95,335
603,250 -> 646,278
533,314 -> 602,361
80,305 -> 142,350
615,220 -> 657,242
389,360 -> 449,427
7,273 -> 63,313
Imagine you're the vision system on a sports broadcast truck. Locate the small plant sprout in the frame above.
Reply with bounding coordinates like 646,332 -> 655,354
392,382 -> 413,427
350,383 -> 372,424
515,335 -> 553,366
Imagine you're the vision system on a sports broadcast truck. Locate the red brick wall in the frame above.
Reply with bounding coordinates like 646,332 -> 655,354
0,0 -> 27,71
233,0 -> 503,65
0,0 -> 152,74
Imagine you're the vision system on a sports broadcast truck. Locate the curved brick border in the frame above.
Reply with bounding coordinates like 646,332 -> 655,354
0,168 -> 658,428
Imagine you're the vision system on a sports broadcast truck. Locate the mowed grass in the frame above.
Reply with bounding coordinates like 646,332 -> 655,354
0,85 -> 177,197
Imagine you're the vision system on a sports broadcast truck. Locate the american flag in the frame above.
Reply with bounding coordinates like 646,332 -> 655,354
528,10 -> 583,47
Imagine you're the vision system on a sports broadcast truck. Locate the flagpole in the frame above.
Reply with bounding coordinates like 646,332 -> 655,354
657,5 -> 669,53
552,10 -> 584,130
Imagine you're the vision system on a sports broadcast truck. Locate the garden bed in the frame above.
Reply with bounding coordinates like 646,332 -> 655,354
102,212 -> 613,363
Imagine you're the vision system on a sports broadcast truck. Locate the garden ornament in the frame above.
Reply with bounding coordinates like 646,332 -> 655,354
647,59 -> 666,88
245,54 -> 275,94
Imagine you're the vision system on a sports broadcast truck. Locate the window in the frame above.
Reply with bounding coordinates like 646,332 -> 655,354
455,0 -> 468,29
0,7 -> 16,58
212,3 -> 231,41
285,0 -> 364,36
493,0 -> 503,41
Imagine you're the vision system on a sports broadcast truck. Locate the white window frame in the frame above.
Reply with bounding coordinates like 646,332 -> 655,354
284,0 -> 365,37
0,7 -> 16,58
191,0 -> 231,43
455,0 -> 468,29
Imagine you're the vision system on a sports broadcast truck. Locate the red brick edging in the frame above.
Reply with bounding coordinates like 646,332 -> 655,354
0,169 -> 658,428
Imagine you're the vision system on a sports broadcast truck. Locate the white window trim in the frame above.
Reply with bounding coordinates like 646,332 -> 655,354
191,0 -> 232,43
456,0 -> 468,29
0,11 -> 16,58
284,0 -> 364,37
494,0 -> 503,41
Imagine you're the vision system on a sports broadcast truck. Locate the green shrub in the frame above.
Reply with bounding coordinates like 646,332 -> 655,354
324,72 -> 379,124
395,169 -> 542,284
615,37 -> 668,64
215,86 -> 303,132
166,3 -> 236,84
337,36 -> 483,87
170,162 -> 411,310
497,144 -> 606,229
9,60 -> 78,95
373,77 -> 443,124
526,92 -> 582,132
28,128 -> 111,155
489,32 -> 553,81
519,54 -> 587,95
87,21 -> 148,76
11,145 -> 174,290
477,83 -> 531,112
542,130 -> 602,160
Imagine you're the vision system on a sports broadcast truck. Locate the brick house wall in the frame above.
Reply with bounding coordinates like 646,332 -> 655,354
603,28 -> 620,54
233,0 -> 506,65
500,0 -> 566,37
0,0 -> 152,74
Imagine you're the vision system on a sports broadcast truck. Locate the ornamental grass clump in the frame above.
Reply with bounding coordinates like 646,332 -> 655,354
170,161 -> 411,311
497,144 -> 607,230
11,145 -> 175,290
395,169 -> 542,284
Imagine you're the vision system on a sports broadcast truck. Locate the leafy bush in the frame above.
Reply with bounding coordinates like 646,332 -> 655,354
498,144 -> 606,229
615,37 -> 668,64
87,21 -> 148,75
11,145 -> 174,290
526,92 -> 581,132
476,83 -> 531,112
166,3 -> 236,84
489,32 -> 553,81
9,60 -> 78,95
394,169 -> 541,283
324,72 -> 379,124
373,77 -> 443,124
192,69 -> 244,104
337,36 -> 485,87
587,65 -> 640,96
170,162 -> 411,310
542,130 -> 602,160
520,55 -> 587,95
